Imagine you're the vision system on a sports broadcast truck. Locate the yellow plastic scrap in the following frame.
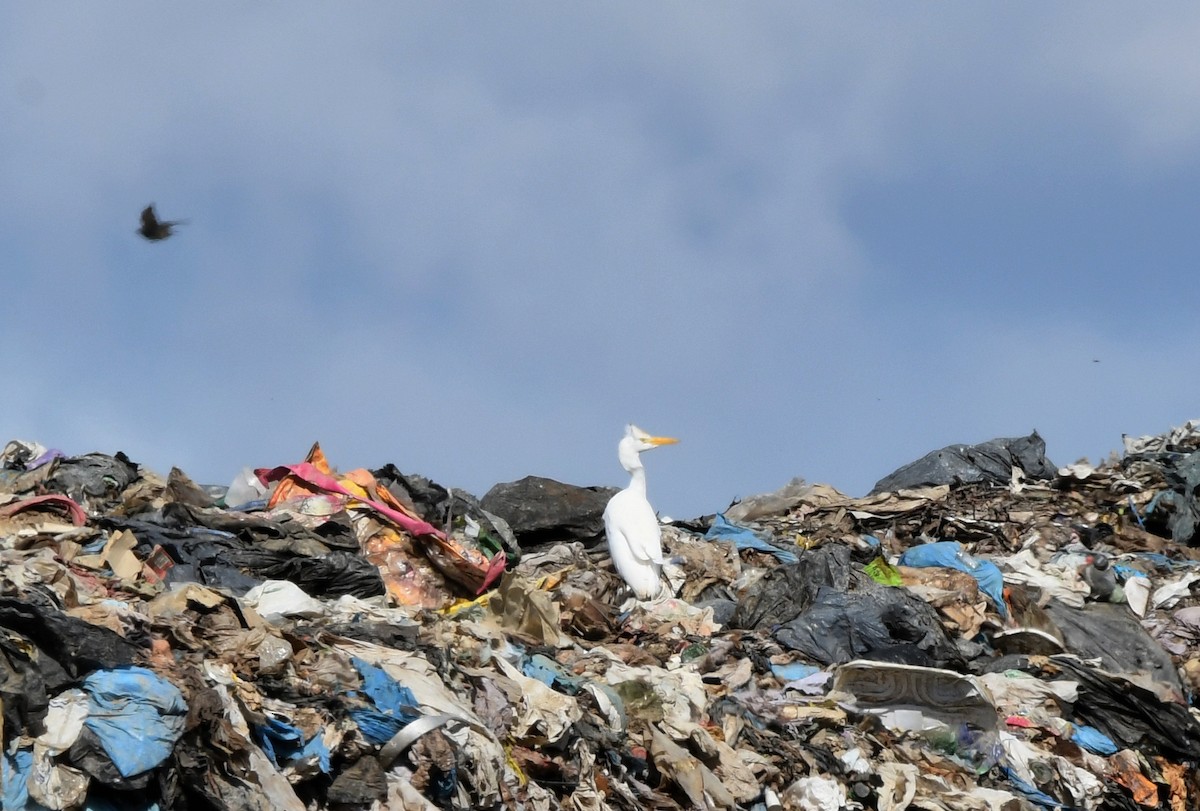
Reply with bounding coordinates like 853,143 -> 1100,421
440,591 -> 497,616
504,746 -> 528,786
534,569 -> 570,591
864,556 -> 903,586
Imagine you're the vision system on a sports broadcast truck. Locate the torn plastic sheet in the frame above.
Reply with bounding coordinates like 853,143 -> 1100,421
36,689 -> 89,753
82,667 -> 188,778
1124,575 -> 1151,617
1001,768 -> 1061,809
349,657 -> 422,745
372,464 -> 521,566
863,556 -> 903,586
343,468 -> 506,596
45,452 -> 138,511
724,477 -> 817,522
355,513 -> 453,608
243,580 -> 327,619
492,655 -> 581,744
0,598 -> 141,679
331,642 -> 506,808
260,459 -> 428,533
704,513 -> 798,563
731,544 -> 854,630
213,683 -> 307,811
875,762 -> 918,811
254,715 -> 333,773
782,671 -> 832,695
28,743 -> 88,810
487,573 -> 568,648
1,438 -> 49,467
1141,450 -> 1200,544
978,671 -> 1077,718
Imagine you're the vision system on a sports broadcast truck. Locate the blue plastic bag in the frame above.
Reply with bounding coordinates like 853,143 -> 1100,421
898,541 -> 1007,618
82,667 -> 188,778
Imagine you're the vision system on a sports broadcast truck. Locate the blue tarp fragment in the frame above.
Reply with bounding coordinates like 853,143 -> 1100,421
253,715 -> 332,773
522,655 -> 557,687
79,536 -> 108,555
769,662 -> 821,682
1071,724 -> 1119,755
1001,768 -> 1061,808
348,658 -> 421,745
898,541 -> 1007,618
82,667 -> 188,778
1112,563 -> 1152,585
2,749 -> 33,811
704,514 -> 798,564
522,653 -> 584,693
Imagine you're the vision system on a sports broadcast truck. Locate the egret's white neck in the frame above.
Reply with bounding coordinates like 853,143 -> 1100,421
619,441 -> 647,496
625,464 -> 647,497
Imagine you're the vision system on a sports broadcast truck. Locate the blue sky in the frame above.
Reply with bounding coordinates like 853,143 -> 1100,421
2,5 -> 1199,519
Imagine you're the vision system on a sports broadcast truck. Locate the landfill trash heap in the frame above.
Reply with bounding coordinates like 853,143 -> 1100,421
2,423 -> 1200,811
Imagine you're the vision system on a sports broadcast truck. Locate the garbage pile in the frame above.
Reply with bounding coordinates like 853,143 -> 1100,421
2,423 -> 1200,810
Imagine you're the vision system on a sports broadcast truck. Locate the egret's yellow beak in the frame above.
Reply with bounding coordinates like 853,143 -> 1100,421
648,435 -> 679,446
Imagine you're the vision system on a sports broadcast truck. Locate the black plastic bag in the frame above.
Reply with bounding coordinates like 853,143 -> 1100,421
775,584 -> 964,668
730,545 -> 853,630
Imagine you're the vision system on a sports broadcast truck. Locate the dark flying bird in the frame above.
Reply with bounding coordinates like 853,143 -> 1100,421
138,205 -> 187,241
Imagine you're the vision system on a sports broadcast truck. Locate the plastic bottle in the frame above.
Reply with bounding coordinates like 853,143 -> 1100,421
1083,554 -> 1117,601
955,547 -> 982,572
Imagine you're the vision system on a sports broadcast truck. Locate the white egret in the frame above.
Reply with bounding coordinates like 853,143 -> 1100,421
603,424 -> 679,599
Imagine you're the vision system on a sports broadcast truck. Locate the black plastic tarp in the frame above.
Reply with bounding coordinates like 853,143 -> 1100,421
870,432 -> 1057,495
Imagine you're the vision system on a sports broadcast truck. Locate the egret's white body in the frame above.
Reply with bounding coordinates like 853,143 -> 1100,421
603,424 -> 678,599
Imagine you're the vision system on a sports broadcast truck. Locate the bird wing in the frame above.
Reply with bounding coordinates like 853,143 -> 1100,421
604,490 -> 663,564
140,206 -> 158,229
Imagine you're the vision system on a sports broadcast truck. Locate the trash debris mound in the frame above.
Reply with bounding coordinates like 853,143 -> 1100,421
2,422 -> 1200,810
